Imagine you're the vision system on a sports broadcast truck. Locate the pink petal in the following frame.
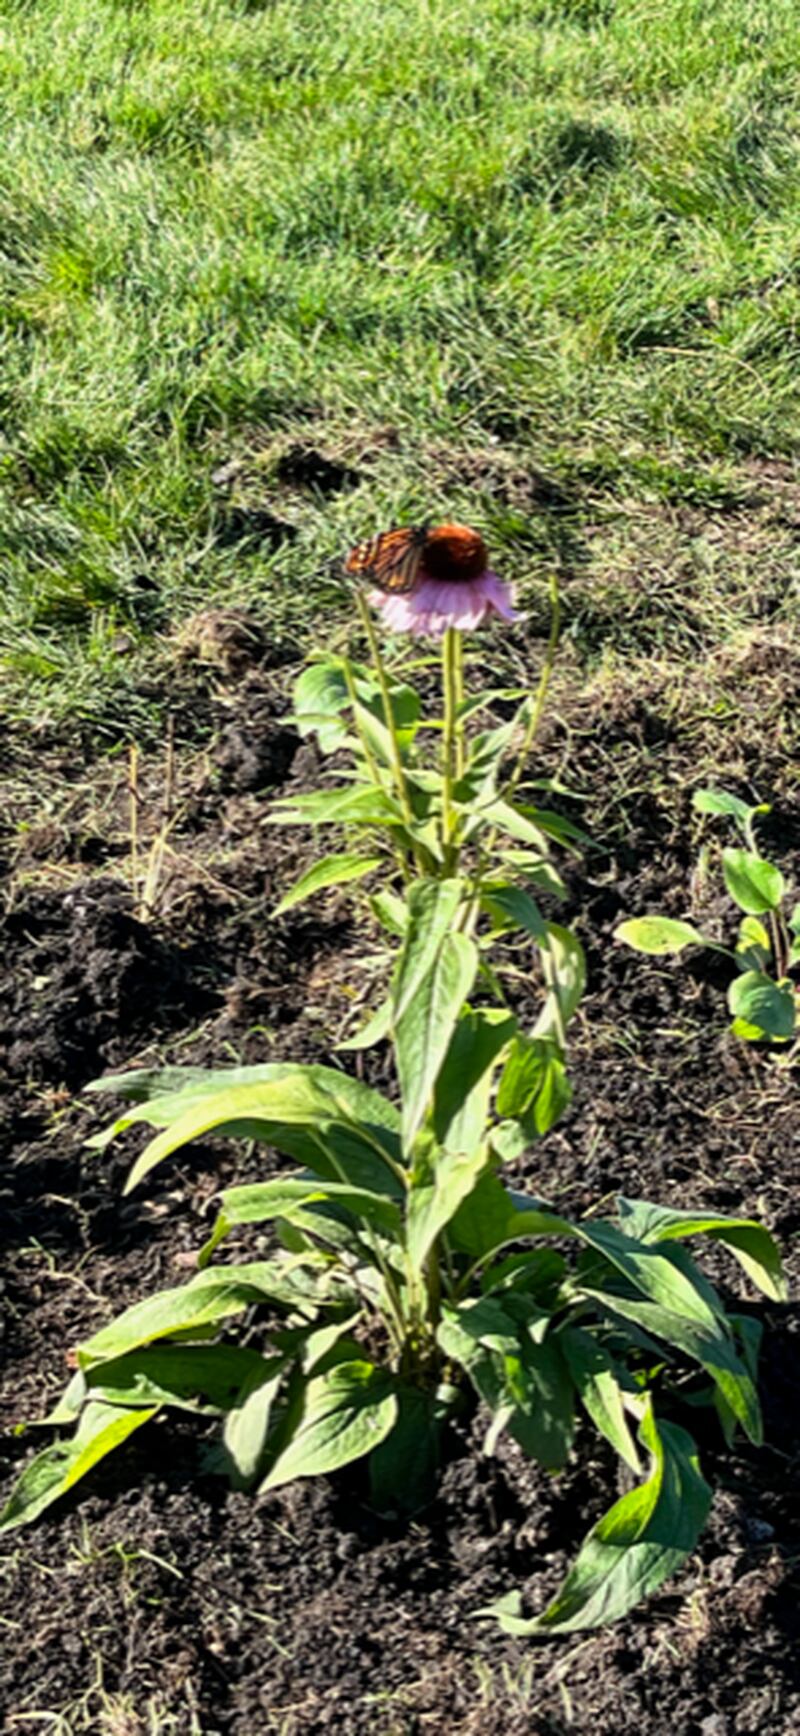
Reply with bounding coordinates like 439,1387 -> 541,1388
369,570 -> 518,638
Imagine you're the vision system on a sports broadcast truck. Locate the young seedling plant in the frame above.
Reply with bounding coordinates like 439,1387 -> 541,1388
1,878 -> 785,1637
616,789 -> 800,1053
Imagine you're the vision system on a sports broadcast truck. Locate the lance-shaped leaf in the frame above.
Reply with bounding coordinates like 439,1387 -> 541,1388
405,1145 -> 491,1274
77,1263 -> 317,1369
449,1172 -> 570,1261
0,1403 -> 157,1535
484,1404 -> 711,1634
391,879 -> 466,1025
270,785 -> 401,827
560,1328 -> 641,1473
200,1177 -> 403,1265
222,1357 -> 289,1489
121,1070 -> 402,1195
432,1008 -> 516,1158
693,788 -> 768,829
273,852 -> 383,916
533,925 -> 586,1042
259,1358 -> 397,1491
615,1198 -> 786,1302
395,932 -> 478,1150
438,1297 -> 575,1469
68,1344 -> 277,1414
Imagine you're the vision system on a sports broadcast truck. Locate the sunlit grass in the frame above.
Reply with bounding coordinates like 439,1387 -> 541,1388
2,0 -> 800,734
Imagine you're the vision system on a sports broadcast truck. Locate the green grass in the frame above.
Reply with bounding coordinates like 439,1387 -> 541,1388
2,0 -> 800,738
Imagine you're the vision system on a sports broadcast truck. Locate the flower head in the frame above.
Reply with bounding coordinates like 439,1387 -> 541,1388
369,522 -> 519,638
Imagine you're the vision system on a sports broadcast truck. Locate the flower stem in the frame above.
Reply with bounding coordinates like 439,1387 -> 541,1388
341,653 -> 409,884
441,626 -> 461,871
355,589 -> 426,873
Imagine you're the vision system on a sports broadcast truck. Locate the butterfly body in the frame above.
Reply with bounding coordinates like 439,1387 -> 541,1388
344,522 -> 488,595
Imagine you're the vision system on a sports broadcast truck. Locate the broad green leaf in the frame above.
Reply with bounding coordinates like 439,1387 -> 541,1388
449,1171 -> 570,1260
273,853 -> 383,916
473,799 -> 550,850
391,879 -> 466,1025
438,1299 -> 575,1469
369,889 -> 408,936
533,925 -> 586,1042
0,1403 -> 157,1534
495,1035 -> 570,1136
497,850 -> 568,900
77,1263 -> 316,1369
735,915 -> 771,971
577,1256 -> 762,1445
481,884 -> 546,941
560,1328 -> 641,1473
78,1344 -> 274,1413
486,1405 -> 711,1634
395,932 -> 478,1150
122,1070 -> 402,1195
293,658 -> 357,752
432,1008 -> 516,1158
790,903 -> 800,935
259,1360 -> 397,1491
222,1358 -> 288,1488
270,786 -> 400,827
722,848 -> 784,915
615,917 -> 707,956
405,1146 -> 491,1273
517,806 -> 591,850
693,788 -> 767,828
616,1198 -> 786,1302
200,1177 -> 402,1265
727,971 -> 795,1041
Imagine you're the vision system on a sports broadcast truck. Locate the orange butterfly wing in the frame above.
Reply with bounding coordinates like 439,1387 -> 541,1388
344,526 -> 428,595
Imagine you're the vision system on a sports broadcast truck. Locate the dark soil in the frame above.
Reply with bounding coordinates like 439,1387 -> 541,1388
1,641 -> 799,1734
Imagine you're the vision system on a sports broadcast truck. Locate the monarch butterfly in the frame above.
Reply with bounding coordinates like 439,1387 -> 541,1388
344,522 -> 489,595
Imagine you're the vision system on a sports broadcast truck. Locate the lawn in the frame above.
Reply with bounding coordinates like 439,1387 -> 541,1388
1,1 -> 800,1732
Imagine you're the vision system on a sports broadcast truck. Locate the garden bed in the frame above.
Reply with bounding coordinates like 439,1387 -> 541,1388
2,639 -> 800,1734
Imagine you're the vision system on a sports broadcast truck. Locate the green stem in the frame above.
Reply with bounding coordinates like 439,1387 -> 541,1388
453,629 -> 466,781
355,589 -> 426,873
441,626 -> 461,871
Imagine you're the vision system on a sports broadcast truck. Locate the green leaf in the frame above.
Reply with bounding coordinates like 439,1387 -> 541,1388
438,1299 -> 575,1470
722,848 -> 784,915
727,972 -> 796,1041
221,1358 -> 288,1489
121,1069 -> 402,1195
391,879 -> 466,1025
693,789 -> 768,829
432,1008 -> 517,1158
615,917 -> 707,956
497,850 -> 567,900
77,1263 -> 316,1369
273,853 -> 383,916
293,658 -> 355,752
270,785 -> 400,827
481,884 -> 547,941
533,924 -> 586,1042
369,889 -> 408,937
576,1231 -> 762,1444
495,1035 -> 570,1137
449,1172 -> 570,1261
616,1198 -> 787,1303
474,799 -> 550,850
78,1344 -> 276,1413
200,1177 -> 402,1266
0,1403 -> 157,1534
485,1404 -> 711,1634
560,1329 -> 641,1474
405,1145 -> 491,1273
395,919 -> 478,1150
735,916 -> 771,970
259,1359 -> 397,1491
